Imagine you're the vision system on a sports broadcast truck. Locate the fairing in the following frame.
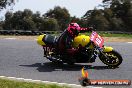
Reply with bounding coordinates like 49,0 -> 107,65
37,34 -> 46,46
72,35 -> 90,48
103,46 -> 113,52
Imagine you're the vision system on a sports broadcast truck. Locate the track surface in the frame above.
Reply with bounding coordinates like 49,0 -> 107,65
0,39 -> 132,87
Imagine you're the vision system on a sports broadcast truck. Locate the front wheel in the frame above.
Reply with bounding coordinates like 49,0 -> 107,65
99,50 -> 123,68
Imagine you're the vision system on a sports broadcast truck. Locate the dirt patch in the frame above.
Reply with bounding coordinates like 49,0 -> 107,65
104,37 -> 132,42
0,36 -> 132,42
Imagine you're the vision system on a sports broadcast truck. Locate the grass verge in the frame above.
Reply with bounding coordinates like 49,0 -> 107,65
81,32 -> 132,38
0,78 -> 71,88
98,33 -> 132,38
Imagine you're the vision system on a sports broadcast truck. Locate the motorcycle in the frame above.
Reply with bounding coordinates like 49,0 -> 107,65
37,30 -> 123,68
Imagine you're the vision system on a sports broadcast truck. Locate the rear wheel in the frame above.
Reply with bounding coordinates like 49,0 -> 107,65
67,61 -> 75,65
99,50 -> 123,68
65,57 -> 75,65
51,60 -> 63,65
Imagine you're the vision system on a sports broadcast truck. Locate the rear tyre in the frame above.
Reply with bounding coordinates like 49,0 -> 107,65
99,50 -> 123,68
67,61 -> 75,65
52,61 -> 63,65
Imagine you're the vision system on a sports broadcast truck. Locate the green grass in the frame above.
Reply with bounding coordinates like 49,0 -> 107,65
80,32 -> 132,38
98,33 -> 132,38
0,78 -> 71,88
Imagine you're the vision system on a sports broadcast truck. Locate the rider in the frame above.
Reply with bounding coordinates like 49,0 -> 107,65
58,22 -> 94,63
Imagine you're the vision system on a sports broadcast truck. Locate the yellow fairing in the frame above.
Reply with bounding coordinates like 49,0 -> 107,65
72,35 -> 90,48
103,46 -> 113,52
37,34 -> 46,46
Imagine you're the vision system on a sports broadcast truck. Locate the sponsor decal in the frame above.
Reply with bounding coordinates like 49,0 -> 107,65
79,67 -> 131,86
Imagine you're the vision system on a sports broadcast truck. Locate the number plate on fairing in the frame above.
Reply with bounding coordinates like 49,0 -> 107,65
90,31 -> 104,48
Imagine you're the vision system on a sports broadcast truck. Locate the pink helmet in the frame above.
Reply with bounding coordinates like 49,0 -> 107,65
67,23 -> 80,36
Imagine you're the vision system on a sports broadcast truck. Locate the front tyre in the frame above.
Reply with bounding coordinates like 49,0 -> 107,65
99,50 -> 123,68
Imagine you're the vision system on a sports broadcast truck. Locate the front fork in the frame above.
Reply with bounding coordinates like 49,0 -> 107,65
90,46 -> 101,62
90,46 -> 113,62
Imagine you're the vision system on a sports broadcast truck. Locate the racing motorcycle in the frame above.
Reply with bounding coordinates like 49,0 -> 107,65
37,30 -> 123,68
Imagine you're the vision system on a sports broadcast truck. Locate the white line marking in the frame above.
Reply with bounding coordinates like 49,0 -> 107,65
5,38 -> 16,40
127,42 -> 132,43
0,76 -> 103,88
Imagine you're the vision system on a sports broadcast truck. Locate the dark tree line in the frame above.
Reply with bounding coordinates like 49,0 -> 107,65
83,0 -> 132,31
0,0 -> 132,32
0,6 -> 70,31
0,0 -> 14,11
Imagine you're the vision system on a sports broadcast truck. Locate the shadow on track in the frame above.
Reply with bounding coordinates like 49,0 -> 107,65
19,62 -> 114,72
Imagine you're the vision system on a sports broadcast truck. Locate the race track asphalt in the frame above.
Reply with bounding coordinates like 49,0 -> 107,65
0,39 -> 132,88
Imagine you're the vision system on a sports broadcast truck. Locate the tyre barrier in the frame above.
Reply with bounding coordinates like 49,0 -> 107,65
0,30 -> 132,35
0,30 -> 62,35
